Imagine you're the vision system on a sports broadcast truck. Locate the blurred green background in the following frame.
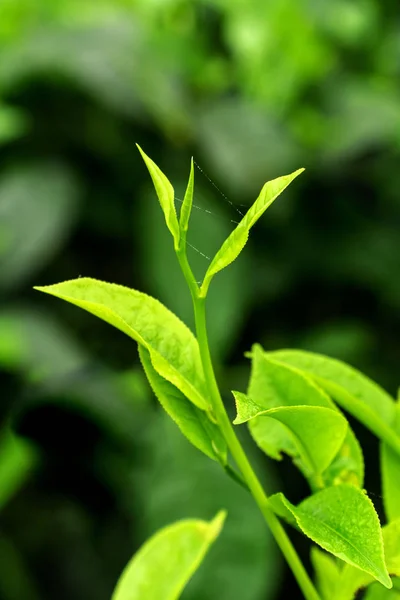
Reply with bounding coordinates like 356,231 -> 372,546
0,1 -> 399,598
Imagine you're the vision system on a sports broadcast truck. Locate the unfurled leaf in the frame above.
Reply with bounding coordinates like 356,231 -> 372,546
330,519 -> 400,600
382,403 -> 400,522
267,349 -> 396,439
278,485 -> 391,589
311,547 -> 342,600
139,176 -> 251,360
112,511 -> 226,600
136,145 -> 180,249
200,168 -> 304,295
179,158 -> 194,235
34,279 -> 210,410
233,391 -> 347,475
138,345 -> 226,463
246,345 -> 364,486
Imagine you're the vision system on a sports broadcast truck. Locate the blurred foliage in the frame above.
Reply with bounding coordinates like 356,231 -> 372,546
0,0 -> 399,598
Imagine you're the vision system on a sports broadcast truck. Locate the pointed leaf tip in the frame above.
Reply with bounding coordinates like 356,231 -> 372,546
112,510 -> 226,600
136,144 -> 180,249
200,167 -> 304,295
179,156 -> 195,235
281,486 -> 391,589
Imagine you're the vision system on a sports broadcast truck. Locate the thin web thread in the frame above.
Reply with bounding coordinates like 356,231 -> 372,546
174,160 -> 244,260
193,159 -> 244,219
186,240 -> 210,261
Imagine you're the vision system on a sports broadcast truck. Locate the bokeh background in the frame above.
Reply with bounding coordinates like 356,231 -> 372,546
1,1 -> 400,599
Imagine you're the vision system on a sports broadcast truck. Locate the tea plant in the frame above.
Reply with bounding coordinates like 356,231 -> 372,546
35,148 -> 400,599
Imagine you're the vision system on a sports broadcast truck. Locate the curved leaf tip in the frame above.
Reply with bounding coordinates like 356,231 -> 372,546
34,278 -> 210,411
208,509 -> 227,538
112,509 -> 227,600
280,486 -> 392,589
200,167 -> 305,295
136,143 -> 180,249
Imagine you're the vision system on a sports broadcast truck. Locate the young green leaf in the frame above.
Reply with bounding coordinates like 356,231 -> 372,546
138,345 -> 227,464
137,411 -> 280,600
246,346 -> 364,486
112,511 -> 226,600
267,350 -> 397,445
310,547 -> 342,600
34,278 -> 210,411
233,391 -> 347,475
277,485 -> 392,589
200,168 -> 304,296
331,518 -> 400,600
382,403 -> 400,522
136,144 -> 180,250
179,157 -> 194,236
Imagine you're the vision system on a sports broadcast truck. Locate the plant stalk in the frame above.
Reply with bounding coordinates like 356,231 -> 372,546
177,243 -> 320,600
191,295 -> 320,600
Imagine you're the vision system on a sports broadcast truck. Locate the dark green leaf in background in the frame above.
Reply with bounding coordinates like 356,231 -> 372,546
0,163 -> 79,291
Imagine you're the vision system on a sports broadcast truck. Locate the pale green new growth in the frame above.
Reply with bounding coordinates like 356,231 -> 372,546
34,278 -> 210,411
312,520 -> 400,600
233,392 -> 347,475
179,157 -> 194,236
136,144 -> 180,250
112,511 -> 226,600
246,345 -> 364,487
278,485 -> 391,589
139,345 -> 227,463
200,168 -> 304,296
35,148 -> 400,600
268,349 -> 396,430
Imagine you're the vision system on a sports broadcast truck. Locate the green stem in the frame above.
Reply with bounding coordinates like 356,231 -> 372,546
190,295 -> 320,600
176,243 -> 320,598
